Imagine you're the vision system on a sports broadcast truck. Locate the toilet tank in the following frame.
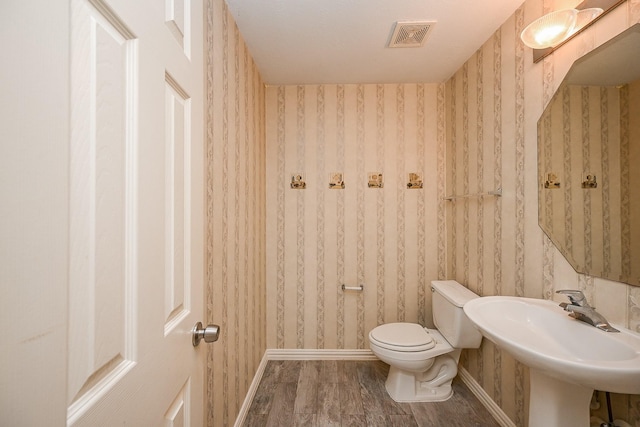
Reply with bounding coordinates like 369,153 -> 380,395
431,280 -> 482,349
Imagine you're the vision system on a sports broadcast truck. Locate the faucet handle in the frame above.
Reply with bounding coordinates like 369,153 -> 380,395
556,290 -> 586,305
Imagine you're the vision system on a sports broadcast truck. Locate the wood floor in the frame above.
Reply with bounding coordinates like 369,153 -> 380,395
243,360 -> 500,427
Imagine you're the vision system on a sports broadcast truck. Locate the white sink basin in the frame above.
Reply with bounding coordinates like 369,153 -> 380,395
463,296 -> 640,426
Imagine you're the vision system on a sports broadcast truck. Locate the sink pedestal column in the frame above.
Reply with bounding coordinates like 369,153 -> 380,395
529,369 -> 593,427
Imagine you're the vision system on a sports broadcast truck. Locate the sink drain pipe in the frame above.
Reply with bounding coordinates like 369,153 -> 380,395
592,390 -> 631,427
600,391 -> 614,427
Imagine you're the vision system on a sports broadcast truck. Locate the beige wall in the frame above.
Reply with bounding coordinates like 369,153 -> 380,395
264,84 -> 445,349
204,0 -> 640,425
448,0 -> 640,425
205,1 -> 266,425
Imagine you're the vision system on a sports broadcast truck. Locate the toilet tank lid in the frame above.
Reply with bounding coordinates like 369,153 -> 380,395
431,280 -> 479,307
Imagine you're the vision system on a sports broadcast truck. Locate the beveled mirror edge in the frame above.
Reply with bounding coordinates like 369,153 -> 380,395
537,23 -> 640,287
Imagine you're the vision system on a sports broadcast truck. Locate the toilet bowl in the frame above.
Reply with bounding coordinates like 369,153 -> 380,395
368,280 -> 482,402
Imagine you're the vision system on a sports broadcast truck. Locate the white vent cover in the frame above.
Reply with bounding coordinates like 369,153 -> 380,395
388,21 -> 436,48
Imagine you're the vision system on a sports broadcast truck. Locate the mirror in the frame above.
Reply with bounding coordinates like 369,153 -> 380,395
538,23 -> 640,286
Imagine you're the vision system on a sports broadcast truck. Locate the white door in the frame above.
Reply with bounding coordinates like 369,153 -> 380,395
1,0 -> 207,425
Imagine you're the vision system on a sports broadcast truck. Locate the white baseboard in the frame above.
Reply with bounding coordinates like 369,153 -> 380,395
265,348 -> 378,360
458,367 -> 516,427
234,350 -> 513,427
233,353 -> 269,427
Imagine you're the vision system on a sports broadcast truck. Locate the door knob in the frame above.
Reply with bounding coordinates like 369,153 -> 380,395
192,322 -> 220,346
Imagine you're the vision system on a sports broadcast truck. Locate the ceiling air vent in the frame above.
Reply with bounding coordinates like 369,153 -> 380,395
388,21 -> 436,48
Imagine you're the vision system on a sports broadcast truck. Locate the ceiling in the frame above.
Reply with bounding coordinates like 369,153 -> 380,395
225,0 -> 525,85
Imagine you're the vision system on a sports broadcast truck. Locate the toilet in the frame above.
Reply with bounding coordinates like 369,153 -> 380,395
368,280 -> 482,402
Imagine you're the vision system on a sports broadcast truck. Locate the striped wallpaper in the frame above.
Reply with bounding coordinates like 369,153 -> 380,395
538,83 -> 637,284
446,13 -> 525,422
203,0 -> 640,425
265,84 -> 443,350
448,0 -> 640,425
205,1 -> 266,426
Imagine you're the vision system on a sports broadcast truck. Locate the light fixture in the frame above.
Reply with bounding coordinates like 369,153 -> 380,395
521,9 -> 579,49
521,7 -> 604,49
569,8 -> 605,36
521,0 -> 624,62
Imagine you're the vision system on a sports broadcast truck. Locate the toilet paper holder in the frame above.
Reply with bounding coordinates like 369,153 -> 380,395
341,284 -> 364,292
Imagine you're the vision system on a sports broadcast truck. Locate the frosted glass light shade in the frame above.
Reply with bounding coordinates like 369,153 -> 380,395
568,7 -> 604,36
520,9 -> 578,49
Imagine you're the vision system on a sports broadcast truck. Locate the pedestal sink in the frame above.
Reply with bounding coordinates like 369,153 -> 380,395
463,296 -> 640,427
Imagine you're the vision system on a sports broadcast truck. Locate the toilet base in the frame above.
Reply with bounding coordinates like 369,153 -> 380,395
384,352 -> 460,402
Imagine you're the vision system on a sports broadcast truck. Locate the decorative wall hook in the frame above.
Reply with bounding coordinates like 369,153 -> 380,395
544,172 -> 560,189
291,173 -> 306,189
582,173 -> 597,188
407,173 -> 423,189
329,172 -> 345,189
368,172 -> 383,188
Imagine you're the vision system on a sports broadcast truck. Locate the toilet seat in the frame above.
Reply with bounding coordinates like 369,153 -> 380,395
369,323 -> 435,352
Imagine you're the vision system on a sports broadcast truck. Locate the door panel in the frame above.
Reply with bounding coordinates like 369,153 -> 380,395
164,73 -> 192,335
165,378 -> 192,426
165,0 -> 191,57
67,0 -> 204,424
67,1 -> 137,417
2,0 -> 204,424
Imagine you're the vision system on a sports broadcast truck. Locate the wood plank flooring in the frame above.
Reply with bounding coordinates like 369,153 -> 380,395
243,360 -> 500,427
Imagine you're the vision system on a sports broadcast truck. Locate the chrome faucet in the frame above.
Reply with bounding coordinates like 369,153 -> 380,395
556,290 -> 619,332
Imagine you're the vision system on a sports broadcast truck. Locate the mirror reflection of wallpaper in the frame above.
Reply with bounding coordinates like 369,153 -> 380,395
539,83 -> 637,284
631,79 -> 640,281
447,1 -> 640,425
